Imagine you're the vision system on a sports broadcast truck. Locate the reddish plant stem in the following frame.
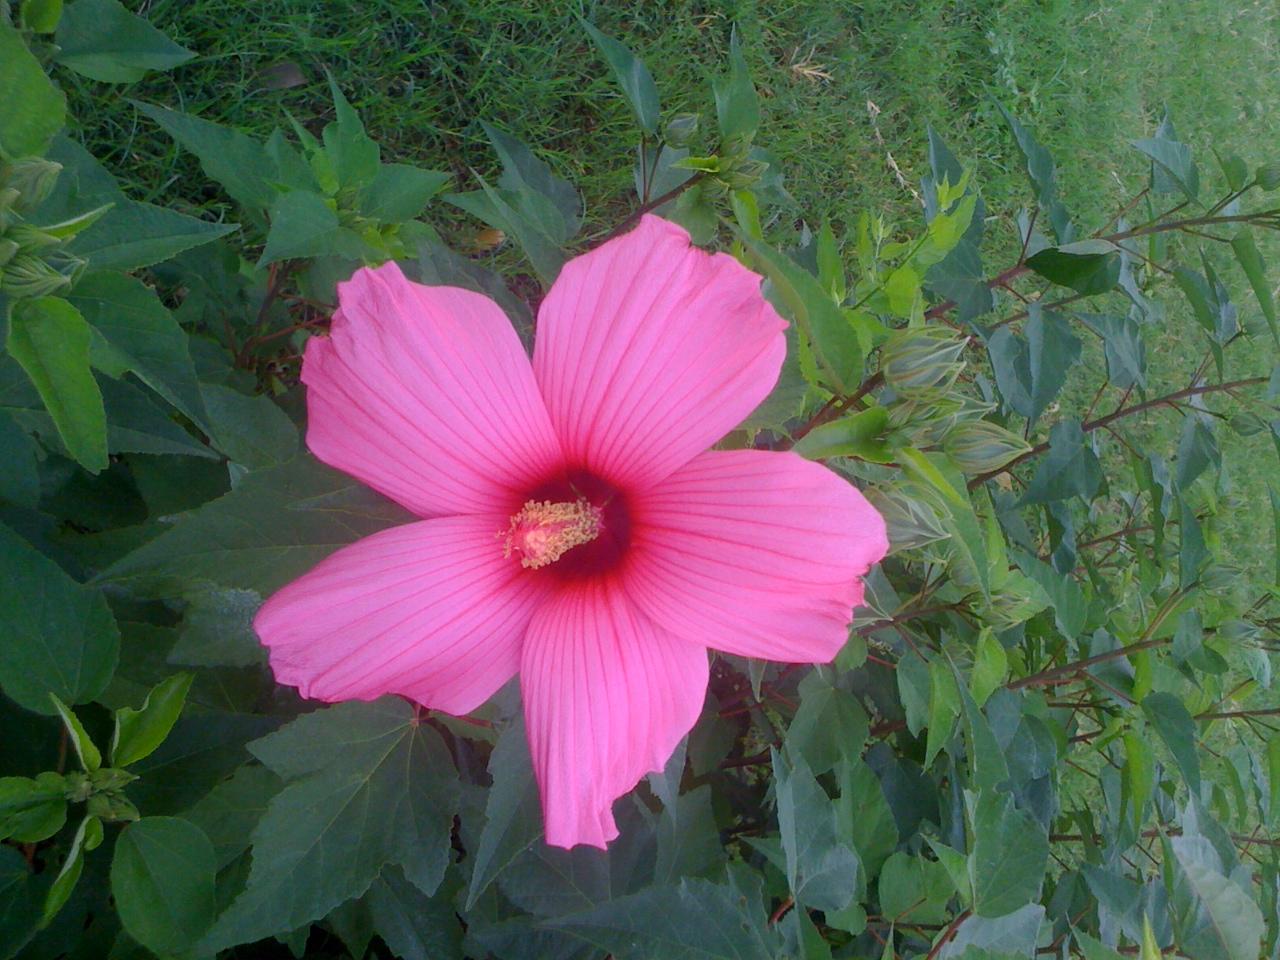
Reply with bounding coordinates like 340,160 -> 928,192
925,910 -> 971,960
968,375 -> 1268,490
599,173 -> 706,245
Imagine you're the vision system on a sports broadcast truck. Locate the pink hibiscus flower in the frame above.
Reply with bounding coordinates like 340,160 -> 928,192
254,215 -> 888,849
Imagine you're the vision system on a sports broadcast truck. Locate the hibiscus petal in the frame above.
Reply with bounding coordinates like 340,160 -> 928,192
625,449 -> 888,663
304,262 -> 563,518
521,579 -> 709,849
255,516 -> 552,714
533,215 -> 785,490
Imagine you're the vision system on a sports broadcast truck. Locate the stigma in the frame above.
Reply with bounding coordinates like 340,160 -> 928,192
502,498 -> 603,569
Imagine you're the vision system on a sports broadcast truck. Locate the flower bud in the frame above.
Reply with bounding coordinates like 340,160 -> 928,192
721,158 -> 768,189
880,329 -> 966,399
864,487 -> 949,553
1,253 -> 71,298
87,791 -> 140,823
1,156 -> 62,211
1257,163 -> 1280,192
7,222 -> 61,252
664,113 -> 699,148
942,420 -> 1032,475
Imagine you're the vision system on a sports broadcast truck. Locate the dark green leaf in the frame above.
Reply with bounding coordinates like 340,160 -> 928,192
183,763 -> 282,870
42,814 -> 93,925
133,102 -> 279,211
785,671 -> 869,776
0,20 -> 66,156
1170,836 -> 1264,960
258,189 -> 368,266
168,585 -> 265,667
482,121 -> 581,243
358,164 -> 450,222
1025,240 -> 1121,295
55,0 -> 194,82
986,306 -> 1081,425
835,759 -> 898,878
1011,548 -> 1087,639
324,76 -> 381,191
202,698 -> 457,951
366,866 -> 464,960
1019,420 -> 1104,505
550,878 -> 779,960
100,454 -> 412,596
465,718 -> 543,909
0,411 -> 40,507
1133,134 -> 1199,200
48,694 -> 100,771
774,748 -> 860,912
1176,414 -> 1218,488
1077,312 -> 1145,389
999,106 -> 1072,242
878,851 -> 954,924
112,817 -> 216,954
968,790 -> 1048,917
1229,230 -> 1277,344
0,846 -> 41,959
580,21 -> 660,135
1179,502 -> 1207,590
0,521 -> 118,714
74,200 -> 237,272
200,383 -> 298,468
713,32 -> 759,142
70,270 -> 208,430
7,296 -> 107,472
1141,692 -> 1200,795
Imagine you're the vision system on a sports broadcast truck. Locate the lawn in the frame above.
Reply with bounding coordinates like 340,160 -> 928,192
68,0 -> 1280,586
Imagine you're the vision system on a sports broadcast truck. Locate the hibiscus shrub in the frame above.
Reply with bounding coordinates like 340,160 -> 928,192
3,5 -> 1280,960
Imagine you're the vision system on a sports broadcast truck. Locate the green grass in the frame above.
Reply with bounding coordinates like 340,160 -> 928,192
68,0 -> 1280,588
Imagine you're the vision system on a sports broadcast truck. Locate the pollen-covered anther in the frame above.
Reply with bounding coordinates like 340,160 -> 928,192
502,498 -> 603,569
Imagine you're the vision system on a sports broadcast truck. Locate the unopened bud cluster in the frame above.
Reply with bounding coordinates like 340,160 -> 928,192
881,328 -> 967,400
942,419 -> 1032,475
0,156 -> 91,300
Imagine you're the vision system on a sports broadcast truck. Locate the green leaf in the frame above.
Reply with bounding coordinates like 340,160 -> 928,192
1133,135 -> 1199,200
773,748 -> 861,913
970,630 -> 1008,706
201,698 -> 457,951
836,759 -> 898,877
323,76 -> 381,191
111,817 -> 216,954
183,763 -> 281,870
1025,240 -> 1121,295
713,32 -> 760,142
900,449 -> 991,599
1122,731 -> 1154,835
986,306 -> 1081,425
1229,230 -> 1278,344
926,659 -> 961,767
784,670 -> 868,776
48,694 -> 100,771
55,0 -> 193,82
968,790 -> 1048,917
1074,929 -> 1125,960
42,814 -> 93,926
111,672 -> 193,768
258,189 -> 367,266
1019,420 -> 1104,505
0,846 -> 41,957
792,407 -> 891,462
1077,312 -> 1145,389
0,773 -> 68,843
1011,548 -> 1087,639
0,522 -> 119,714
481,121 -> 581,244
73,199 -> 237,272
898,650 -> 930,736
1179,502 -> 1207,590
168,585 -> 265,668
580,20 -> 660,135
200,383 -> 298,468
365,866 -> 465,960
358,164 -> 450,222
100,454 -> 412,596
1141,692 -> 1200,795
7,296 -> 107,472
741,234 -> 863,392
133,102 -> 279,212
70,270 -> 209,430
550,877 -> 779,960
878,851 -> 954,924
1176,414 -> 1218,488
20,0 -> 64,34
999,106 -> 1072,242
0,411 -> 40,508
0,21 -> 66,156
466,718 -> 543,909
1170,836 -> 1264,960
1267,735 -> 1280,830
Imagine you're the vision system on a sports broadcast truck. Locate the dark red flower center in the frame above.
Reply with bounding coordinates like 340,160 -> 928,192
504,470 -> 631,580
